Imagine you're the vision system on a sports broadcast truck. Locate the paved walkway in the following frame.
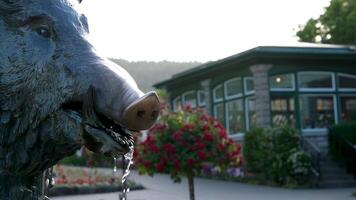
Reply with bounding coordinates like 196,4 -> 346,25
53,170 -> 356,200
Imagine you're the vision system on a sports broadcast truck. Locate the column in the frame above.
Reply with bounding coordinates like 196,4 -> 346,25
250,64 -> 272,128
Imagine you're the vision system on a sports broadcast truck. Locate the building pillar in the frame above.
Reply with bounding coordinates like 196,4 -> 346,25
250,64 -> 272,128
201,79 -> 212,115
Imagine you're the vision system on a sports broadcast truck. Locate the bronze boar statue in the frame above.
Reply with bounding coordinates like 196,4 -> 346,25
0,0 -> 160,199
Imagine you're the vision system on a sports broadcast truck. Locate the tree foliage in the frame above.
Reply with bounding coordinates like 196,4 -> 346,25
296,0 -> 356,44
134,105 -> 242,200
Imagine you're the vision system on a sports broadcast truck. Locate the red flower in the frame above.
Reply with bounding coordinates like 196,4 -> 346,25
86,159 -> 94,167
195,140 -> 205,149
203,132 -> 214,142
187,158 -> 194,167
172,131 -> 182,141
173,159 -> 181,171
155,162 -> 166,172
149,143 -> 160,153
181,123 -> 195,131
197,151 -> 206,160
163,143 -> 176,154
218,129 -> 227,138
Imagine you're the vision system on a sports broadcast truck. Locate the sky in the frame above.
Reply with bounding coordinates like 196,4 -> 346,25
80,0 -> 331,62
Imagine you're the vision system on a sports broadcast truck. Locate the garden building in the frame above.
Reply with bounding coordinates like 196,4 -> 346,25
154,44 -> 356,154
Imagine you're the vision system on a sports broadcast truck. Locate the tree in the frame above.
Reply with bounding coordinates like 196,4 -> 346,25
134,105 -> 242,200
296,0 -> 356,44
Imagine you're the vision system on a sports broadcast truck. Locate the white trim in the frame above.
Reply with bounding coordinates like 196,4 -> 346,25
244,77 -> 255,95
300,94 -> 337,131
298,71 -> 335,92
182,90 -> 197,108
224,77 -> 243,100
197,90 -> 206,106
337,73 -> 356,92
225,99 -> 244,136
302,129 -> 328,137
244,98 -> 250,131
334,95 -> 339,124
270,73 -> 296,92
213,84 -> 224,102
229,133 -> 245,141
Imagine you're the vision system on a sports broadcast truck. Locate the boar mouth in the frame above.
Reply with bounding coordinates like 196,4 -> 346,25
62,86 -> 134,157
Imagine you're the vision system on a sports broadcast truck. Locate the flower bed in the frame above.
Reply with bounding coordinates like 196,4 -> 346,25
49,165 -> 143,197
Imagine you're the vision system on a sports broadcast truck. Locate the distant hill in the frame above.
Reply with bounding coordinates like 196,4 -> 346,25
110,59 -> 202,92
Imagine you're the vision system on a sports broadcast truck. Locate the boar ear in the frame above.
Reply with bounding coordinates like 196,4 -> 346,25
78,0 -> 82,3
0,0 -> 24,15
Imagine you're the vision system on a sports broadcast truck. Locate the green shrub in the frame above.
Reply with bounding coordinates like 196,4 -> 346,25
244,126 -> 312,186
243,128 -> 267,173
329,123 -> 356,161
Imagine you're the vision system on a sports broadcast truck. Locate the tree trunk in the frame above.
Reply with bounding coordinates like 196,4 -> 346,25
187,172 -> 195,200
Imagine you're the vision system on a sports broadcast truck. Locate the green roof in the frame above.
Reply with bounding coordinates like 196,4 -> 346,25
154,44 -> 356,88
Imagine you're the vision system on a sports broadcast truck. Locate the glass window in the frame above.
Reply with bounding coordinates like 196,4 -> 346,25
338,74 -> 356,90
300,95 -> 335,129
213,84 -> 224,102
246,98 -> 256,130
340,96 -> 356,123
244,77 -> 254,94
270,74 -> 295,91
173,96 -> 182,111
198,90 -> 206,106
298,72 -> 334,90
214,103 -> 225,125
183,91 -> 197,108
225,78 -> 242,99
271,96 -> 295,126
226,99 -> 244,134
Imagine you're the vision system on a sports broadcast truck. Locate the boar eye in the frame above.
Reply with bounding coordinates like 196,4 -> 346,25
36,26 -> 51,38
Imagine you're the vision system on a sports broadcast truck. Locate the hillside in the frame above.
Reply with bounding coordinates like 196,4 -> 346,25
110,59 -> 202,92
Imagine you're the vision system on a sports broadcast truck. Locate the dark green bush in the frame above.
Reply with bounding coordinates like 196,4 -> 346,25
243,128 -> 267,173
329,123 -> 356,161
244,126 -> 312,186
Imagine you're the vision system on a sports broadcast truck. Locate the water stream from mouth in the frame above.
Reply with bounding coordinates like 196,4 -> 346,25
114,149 -> 134,200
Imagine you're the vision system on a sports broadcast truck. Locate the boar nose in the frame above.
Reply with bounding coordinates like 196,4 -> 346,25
122,91 -> 160,131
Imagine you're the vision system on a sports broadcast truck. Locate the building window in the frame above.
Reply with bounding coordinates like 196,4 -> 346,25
213,84 -> 224,102
338,73 -> 356,91
340,95 -> 356,123
226,99 -> 244,134
214,103 -> 225,125
246,97 -> 256,130
270,73 -> 295,91
225,77 -> 242,99
198,90 -> 206,106
298,72 -> 335,91
244,77 -> 254,95
173,96 -> 182,111
271,95 -> 295,126
300,95 -> 336,130
182,91 -> 197,108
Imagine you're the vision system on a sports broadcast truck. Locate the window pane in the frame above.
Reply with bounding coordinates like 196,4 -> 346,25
183,91 -> 196,108
225,78 -> 242,98
226,99 -> 244,134
340,96 -> 356,123
270,74 -> 294,90
214,103 -> 225,125
198,90 -> 206,106
245,78 -> 254,94
298,72 -> 333,89
213,85 -> 224,101
173,97 -> 181,111
271,96 -> 295,126
300,95 -> 335,129
339,74 -> 356,89
247,98 -> 256,129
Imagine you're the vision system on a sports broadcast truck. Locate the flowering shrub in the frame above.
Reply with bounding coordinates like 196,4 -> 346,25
244,126 -> 312,186
134,105 -> 242,200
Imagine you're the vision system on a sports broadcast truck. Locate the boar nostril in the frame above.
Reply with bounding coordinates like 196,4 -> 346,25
137,110 -> 146,118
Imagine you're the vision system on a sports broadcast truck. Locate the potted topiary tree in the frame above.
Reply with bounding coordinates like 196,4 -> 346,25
134,105 -> 242,200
